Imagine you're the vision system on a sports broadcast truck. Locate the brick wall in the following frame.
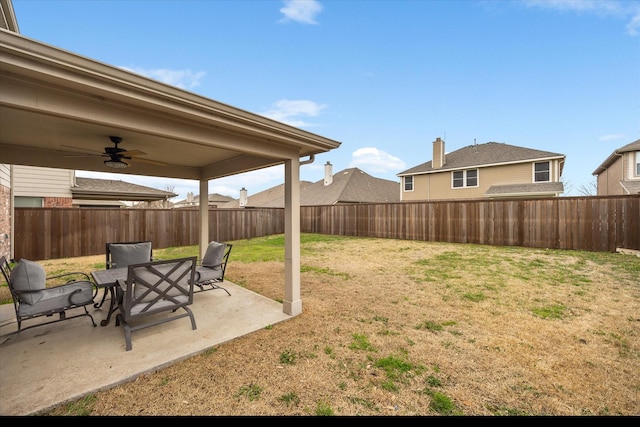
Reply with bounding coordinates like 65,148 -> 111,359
0,184 -> 10,260
43,197 -> 73,208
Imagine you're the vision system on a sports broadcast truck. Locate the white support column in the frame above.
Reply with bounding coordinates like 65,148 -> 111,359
283,157 -> 302,316
199,179 -> 209,260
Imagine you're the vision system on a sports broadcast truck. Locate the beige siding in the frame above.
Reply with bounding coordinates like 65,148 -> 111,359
403,160 -> 562,201
597,156 -> 624,196
0,164 -> 10,188
624,151 -> 640,180
13,166 -> 73,197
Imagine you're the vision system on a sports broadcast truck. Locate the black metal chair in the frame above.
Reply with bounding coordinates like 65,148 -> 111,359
114,256 -> 197,351
0,256 -> 97,335
194,241 -> 232,296
94,241 -> 153,310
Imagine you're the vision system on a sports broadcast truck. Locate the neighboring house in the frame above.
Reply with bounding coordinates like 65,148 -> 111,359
592,139 -> 640,196
73,177 -> 177,208
222,162 -> 400,208
9,166 -> 176,208
397,137 -> 565,201
221,182 -> 314,208
173,192 -> 235,209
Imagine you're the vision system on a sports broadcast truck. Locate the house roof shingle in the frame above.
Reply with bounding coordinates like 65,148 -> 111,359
484,182 -> 564,197
71,177 -> 177,201
222,168 -> 400,208
620,180 -> 640,195
398,141 -> 565,176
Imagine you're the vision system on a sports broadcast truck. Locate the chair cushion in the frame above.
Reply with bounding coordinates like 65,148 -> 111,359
17,281 -> 94,316
109,242 -> 152,269
202,241 -> 225,268
10,259 -> 46,305
195,266 -> 223,283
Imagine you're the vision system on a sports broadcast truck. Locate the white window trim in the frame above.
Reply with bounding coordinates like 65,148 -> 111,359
451,169 -> 479,189
635,151 -> 640,177
403,176 -> 414,192
533,161 -> 551,183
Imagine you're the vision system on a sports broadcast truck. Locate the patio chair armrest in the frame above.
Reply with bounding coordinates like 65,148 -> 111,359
46,271 -> 92,284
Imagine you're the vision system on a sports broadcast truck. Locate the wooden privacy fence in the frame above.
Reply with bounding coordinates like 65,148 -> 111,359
13,208 -> 284,261
301,196 -> 639,252
12,195 -> 639,260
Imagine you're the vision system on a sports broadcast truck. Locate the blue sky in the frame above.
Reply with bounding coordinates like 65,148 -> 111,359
12,0 -> 640,200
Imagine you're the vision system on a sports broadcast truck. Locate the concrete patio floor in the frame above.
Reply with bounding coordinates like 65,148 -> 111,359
0,281 -> 292,416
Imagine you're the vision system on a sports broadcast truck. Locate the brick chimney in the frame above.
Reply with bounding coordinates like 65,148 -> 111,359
432,137 -> 445,169
239,187 -> 248,207
324,161 -> 333,186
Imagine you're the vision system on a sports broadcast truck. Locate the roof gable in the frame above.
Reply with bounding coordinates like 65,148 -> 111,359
222,168 -> 400,208
593,139 -> 640,175
301,168 -> 399,205
399,141 -> 565,176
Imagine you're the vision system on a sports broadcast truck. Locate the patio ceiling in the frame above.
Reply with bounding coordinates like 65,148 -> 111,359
0,27 -> 341,180
0,0 -> 341,318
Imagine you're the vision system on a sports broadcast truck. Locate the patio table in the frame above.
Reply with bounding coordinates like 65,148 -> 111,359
91,267 -> 127,327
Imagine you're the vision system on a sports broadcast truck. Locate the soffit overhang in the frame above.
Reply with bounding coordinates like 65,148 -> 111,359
0,29 -> 341,181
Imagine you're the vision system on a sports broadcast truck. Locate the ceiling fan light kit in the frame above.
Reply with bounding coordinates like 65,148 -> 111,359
104,159 -> 128,169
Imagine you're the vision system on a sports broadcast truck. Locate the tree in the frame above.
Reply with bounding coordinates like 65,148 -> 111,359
577,179 -> 598,196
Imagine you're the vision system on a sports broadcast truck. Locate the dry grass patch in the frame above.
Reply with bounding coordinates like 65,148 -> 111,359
4,234 -> 638,415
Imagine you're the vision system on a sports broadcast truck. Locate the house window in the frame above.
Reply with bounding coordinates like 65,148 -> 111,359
404,176 -> 414,192
534,162 -> 550,182
452,169 -> 479,188
14,197 -> 43,207
635,151 -> 640,176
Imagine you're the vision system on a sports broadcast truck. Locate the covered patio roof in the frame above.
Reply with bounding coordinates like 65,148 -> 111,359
0,0 -> 341,316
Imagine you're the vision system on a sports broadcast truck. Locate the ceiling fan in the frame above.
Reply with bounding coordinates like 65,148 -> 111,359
63,136 -> 166,169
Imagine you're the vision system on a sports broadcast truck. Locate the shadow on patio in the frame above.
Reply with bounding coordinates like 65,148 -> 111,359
0,281 -> 292,415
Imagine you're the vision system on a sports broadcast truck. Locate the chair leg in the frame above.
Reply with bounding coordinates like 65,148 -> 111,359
94,287 -> 109,308
186,307 -> 197,330
84,306 -> 97,327
123,322 -> 132,351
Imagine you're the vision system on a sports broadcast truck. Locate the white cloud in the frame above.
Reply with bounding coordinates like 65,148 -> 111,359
259,99 -> 327,127
120,66 -> 206,89
349,147 -> 406,174
279,0 -> 323,25
210,166 -> 284,197
598,133 -> 627,142
523,0 -> 640,36
627,9 -> 640,35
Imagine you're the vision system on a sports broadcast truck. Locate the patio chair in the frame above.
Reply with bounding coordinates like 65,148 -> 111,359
0,256 -> 97,334
94,240 -> 153,309
194,241 -> 232,296
114,256 -> 197,351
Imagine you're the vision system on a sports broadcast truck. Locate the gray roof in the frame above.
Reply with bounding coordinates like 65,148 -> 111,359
592,139 -> 640,175
71,177 -> 177,201
174,193 -> 235,207
484,182 -> 564,197
398,141 -> 565,176
223,168 -> 400,208
300,168 -> 400,205
621,180 -> 640,195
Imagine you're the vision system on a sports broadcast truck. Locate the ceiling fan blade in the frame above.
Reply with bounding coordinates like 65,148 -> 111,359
120,150 -> 147,157
61,144 -> 103,154
64,154 -> 107,158
131,157 -> 167,166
